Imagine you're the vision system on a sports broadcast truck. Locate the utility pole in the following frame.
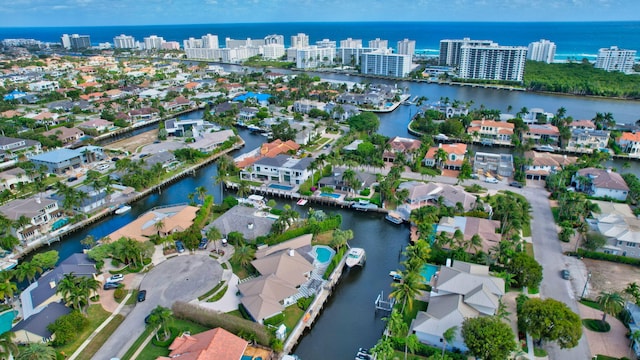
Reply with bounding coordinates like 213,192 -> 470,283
581,271 -> 592,299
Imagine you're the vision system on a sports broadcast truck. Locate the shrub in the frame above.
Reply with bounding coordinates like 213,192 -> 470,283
48,311 -> 89,346
114,287 -> 126,302
263,313 -> 285,326
297,296 -> 314,311
359,188 -> 370,196
574,249 -> 640,266
151,327 -> 176,346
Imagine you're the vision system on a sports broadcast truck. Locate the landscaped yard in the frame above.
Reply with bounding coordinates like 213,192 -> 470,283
402,300 -> 428,325
129,318 -> 209,360
283,304 -> 305,333
74,313 -> 125,360
54,305 -> 112,357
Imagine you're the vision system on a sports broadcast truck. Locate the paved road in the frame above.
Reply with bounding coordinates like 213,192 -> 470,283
93,254 -> 223,360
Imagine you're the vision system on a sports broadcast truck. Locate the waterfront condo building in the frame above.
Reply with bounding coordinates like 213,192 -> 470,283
264,34 -> 284,45
225,37 -> 264,48
337,47 -> 376,66
316,39 -> 337,48
340,38 -> 362,48
360,49 -> 412,77
459,43 -> 528,82
61,34 -> 91,50
397,38 -> 416,56
262,44 -> 285,60
143,35 -> 165,50
290,33 -> 309,48
369,38 -> 388,49
527,39 -> 556,63
595,46 -> 637,74
113,34 -> 136,49
439,38 -> 494,67
295,46 -> 336,69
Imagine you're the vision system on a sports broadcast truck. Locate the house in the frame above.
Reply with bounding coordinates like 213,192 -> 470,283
158,327 -> 248,360
523,124 -> 560,145
523,151 -> 576,180
424,143 -> 467,170
383,136 -> 422,163
467,120 -> 514,145
129,107 -> 159,121
142,151 -> 177,171
51,186 -> 107,213
187,129 -> 236,152
397,181 -> 477,211
235,139 -> 300,168
293,99 -> 326,114
106,204 -> 199,242
588,200 -> 640,258
19,253 -> 98,320
290,121 -> 325,145
411,260 -> 505,352
238,235 -> 315,322
163,96 -> 193,112
0,197 -> 62,242
164,118 -> 218,138
473,152 -> 514,177
209,205 -> 275,241
13,302 -> 71,344
0,136 -> 41,161
317,168 -> 377,194
572,168 -> 629,201
0,167 -> 31,191
77,119 -> 114,133
625,302 -> 640,358
238,107 -> 258,121
243,155 -> 312,185
617,132 -> 640,158
42,127 -> 85,145
29,148 -> 103,175
324,102 -> 360,121
567,128 -> 610,151
568,120 -> 596,130
436,216 -> 502,253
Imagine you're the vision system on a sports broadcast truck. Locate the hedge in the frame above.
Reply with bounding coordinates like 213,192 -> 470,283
263,313 -> 285,326
172,301 -> 272,346
573,249 -> 640,266
390,336 -> 466,359
323,246 -> 347,279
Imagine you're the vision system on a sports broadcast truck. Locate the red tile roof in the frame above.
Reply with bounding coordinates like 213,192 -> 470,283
160,327 -> 248,360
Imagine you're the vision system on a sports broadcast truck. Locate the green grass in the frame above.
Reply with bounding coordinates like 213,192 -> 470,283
583,319 -> 611,332
74,314 -> 125,360
528,286 -> 540,295
54,305 -> 112,356
221,263 -> 228,269
126,290 -> 139,305
524,242 -> 534,257
282,304 -> 305,333
522,222 -> 532,237
534,347 -> 548,357
197,281 -> 225,301
596,355 -> 622,360
207,285 -> 228,302
402,300 -> 428,325
229,258 -> 251,280
226,309 -> 244,318
131,318 -> 209,360
121,326 -> 155,360
580,299 -> 602,310
551,207 -> 560,223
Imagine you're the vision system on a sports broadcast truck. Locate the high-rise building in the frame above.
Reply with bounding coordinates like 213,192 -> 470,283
368,38 -> 388,49
527,39 -> 556,63
295,46 -> 336,69
340,38 -> 362,49
360,49 -> 411,77
458,43 -> 528,82
113,34 -> 136,49
290,33 -> 309,48
316,39 -> 337,48
60,34 -> 71,49
262,44 -> 285,59
226,37 -> 264,49
201,34 -> 219,49
396,39 -> 416,56
264,34 -> 284,45
439,38 -> 494,66
595,46 -> 637,74
144,35 -> 165,50
62,34 -> 90,50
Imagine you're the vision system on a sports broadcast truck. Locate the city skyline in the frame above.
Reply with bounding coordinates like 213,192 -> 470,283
2,0 -> 640,28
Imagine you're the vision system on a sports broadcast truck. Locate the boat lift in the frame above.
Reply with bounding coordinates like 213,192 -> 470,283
374,291 -> 395,312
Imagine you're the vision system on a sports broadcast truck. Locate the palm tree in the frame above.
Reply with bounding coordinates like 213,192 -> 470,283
154,220 -> 165,236
206,227 -> 221,242
341,169 -> 358,195
629,329 -> 640,358
236,179 -> 251,199
231,244 -> 255,267
441,326 -> 458,359
434,148 -> 449,169
15,261 -> 42,284
195,186 -> 207,204
0,271 -> 16,304
13,216 -> 31,232
80,235 -> 96,249
77,276 -> 100,313
16,342 -> 56,360
0,331 -> 18,360
56,273 -> 79,309
330,229 -> 353,251
597,291 -> 624,324
390,269 -> 425,313
466,234 -> 483,254
148,305 -> 173,341
372,336 -> 394,360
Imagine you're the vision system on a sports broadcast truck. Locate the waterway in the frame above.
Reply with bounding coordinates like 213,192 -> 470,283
23,75 -> 640,357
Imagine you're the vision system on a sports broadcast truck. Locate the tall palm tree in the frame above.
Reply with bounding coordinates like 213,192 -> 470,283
441,326 -> 458,359
434,148 -> 449,169
147,305 -> 173,341
597,291 -> 624,324
236,179 -> 251,199
466,234 -> 483,254
56,273 -> 79,308
0,271 -> 16,304
231,244 -> 255,267
390,269 -> 425,313
341,169 -> 358,195
154,220 -> 165,236
15,261 -> 42,284
16,342 -> 56,360
195,186 -> 207,204
0,331 -> 18,360
77,276 -> 100,313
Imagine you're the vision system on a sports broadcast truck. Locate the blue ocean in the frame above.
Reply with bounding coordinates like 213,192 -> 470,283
1,21 -> 640,61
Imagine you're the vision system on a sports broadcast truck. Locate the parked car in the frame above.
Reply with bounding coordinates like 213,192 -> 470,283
67,176 -> 78,183
198,238 -> 209,250
144,314 -> 151,324
484,177 -> 499,184
137,290 -> 147,302
434,133 -> 449,141
111,157 -> 120,162
509,181 -> 523,188
561,269 -> 571,280
103,282 -> 120,290
175,240 -> 185,253
107,274 -> 124,283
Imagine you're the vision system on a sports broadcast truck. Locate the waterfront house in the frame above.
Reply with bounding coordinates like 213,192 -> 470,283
567,128 -> 610,152
242,155 -> 312,185
51,185 -> 107,213
187,129 -> 236,153
77,119 -> 114,133
467,120 -> 514,145
19,253 -> 98,320
0,167 -> 31,191
523,151 -> 576,180
106,204 -> 198,242
164,118 -> 219,138
129,107 -> 159,121
473,152 -> 514,178
383,136 -> 422,163
29,147 -> 104,175
0,197 -> 62,242
423,143 -> 467,170
0,136 -> 42,161
159,327 -> 248,360
42,127 -> 84,145
317,167 -> 377,194
397,181 -> 477,212
142,151 -> 177,171
235,139 -> 300,169
568,120 -> 596,130
238,107 -> 258,121
163,96 -> 193,112
435,216 -> 502,253
324,102 -> 360,121
523,124 -> 560,145
13,301 -> 71,344
572,168 -> 629,201
293,99 -> 326,114
617,132 -> 640,158
411,260 -> 505,352
209,205 -> 274,241
588,200 -> 640,258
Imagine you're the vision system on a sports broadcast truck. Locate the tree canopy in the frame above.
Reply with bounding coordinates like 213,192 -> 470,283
505,252 -> 543,289
461,316 -> 516,360
348,112 -> 380,134
518,298 -> 582,349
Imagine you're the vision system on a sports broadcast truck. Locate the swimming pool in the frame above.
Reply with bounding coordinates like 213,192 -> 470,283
269,184 -> 294,191
421,264 -> 439,283
320,192 -> 340,199
312,245 -> 335,265
51,218 -> 69,230
386,102 -> 394,107
0,310 -> 16,334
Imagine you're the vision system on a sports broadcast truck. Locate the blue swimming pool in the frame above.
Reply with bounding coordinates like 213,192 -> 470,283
312,245 -> 335,264
421,264 -> 439,283
269,184 -> 294,191
386,102 -> 394,107
51,218 -> 69,230
0,310 -> 16,334
320,192 -> 340,199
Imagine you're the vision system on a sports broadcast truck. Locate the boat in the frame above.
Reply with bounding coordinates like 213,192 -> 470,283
296,199 -> 308,206
356,348 -> 374,360
535,144 -> 555,152
115,204 -> 131,215
388,271 -> 403,282
346,247 -> 366,268
385,212 -> 404,225
351,200 -> 379,212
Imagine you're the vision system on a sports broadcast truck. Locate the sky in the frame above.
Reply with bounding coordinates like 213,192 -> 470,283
2,0 -> 640,27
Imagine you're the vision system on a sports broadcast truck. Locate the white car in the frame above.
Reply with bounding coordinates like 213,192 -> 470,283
107,274 -> 124,283
434,133 -> 449,141
484,177 -> 499,184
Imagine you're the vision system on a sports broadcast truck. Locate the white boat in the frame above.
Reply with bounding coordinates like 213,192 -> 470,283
115,204 -> 131,215
385,212 -> 403,225
535,145 -> 555,152
388,271 -> 402,282
345,247 -> 366,268
296,199 -> 308,206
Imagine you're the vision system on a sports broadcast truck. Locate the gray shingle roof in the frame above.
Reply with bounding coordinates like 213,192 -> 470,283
13,301 -> 70,339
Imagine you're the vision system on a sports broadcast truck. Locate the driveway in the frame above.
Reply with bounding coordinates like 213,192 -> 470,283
92,254 -> 223,360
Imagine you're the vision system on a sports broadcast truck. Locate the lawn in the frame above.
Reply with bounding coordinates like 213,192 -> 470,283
583,318 -> 611,332
580,298 -> 602,310
283,304 -> 305,333
524,242 -> 534,257
312,230 -> 334,246
54,305 -> 112,357
229,258 -> 251,280
132,318 -> 209,360
226,309 -> 245,318
75,314 -> 125,360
